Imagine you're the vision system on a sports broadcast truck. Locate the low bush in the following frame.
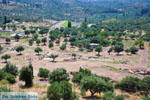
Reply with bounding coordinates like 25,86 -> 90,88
48,68 -> 69,83
72,67 -> 91,84
141,97 -> 150,100
116,76 -> 150,96
38,68 -> 50,79
0,86 -> 11,92
0,70 -> 6,81
115,76 -> 140,92
2,63 -> 18,77
0,79 -> 9,85
5,74 -> 16,84
101,91 -> 125,100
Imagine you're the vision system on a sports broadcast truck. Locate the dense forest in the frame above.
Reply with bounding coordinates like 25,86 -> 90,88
0,0 -> 150,23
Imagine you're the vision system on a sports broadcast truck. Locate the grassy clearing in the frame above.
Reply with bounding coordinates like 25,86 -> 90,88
0,33 -> 13,36
33,84 -> 48,88
100,60 -> 127,64
102,19 -> 117,23
123,40 -> 135,49
102,65 -> 121,71
62,21 -> 73,27
20,38 -> 30,43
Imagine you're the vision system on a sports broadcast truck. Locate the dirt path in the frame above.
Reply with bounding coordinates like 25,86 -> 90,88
138,43 -> 148,67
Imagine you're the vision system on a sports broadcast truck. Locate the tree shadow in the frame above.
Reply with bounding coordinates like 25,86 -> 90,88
116,54 -> 124,56
35,54 -> 42,56
19,84 -> 32,89
39,79 -> 48,81
127,54 -> 132,56
42,44 -> 46,46
16,54 -> 23,56
83,96 -> 100,100
1,61 -> 8,64
140,48 -> 145,50
49,61 -> 57,63
96,54 -> 101,57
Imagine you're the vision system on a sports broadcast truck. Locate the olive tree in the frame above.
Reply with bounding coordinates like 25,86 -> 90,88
41,37 -> 47,45
114,43 -> 124,55
38,68 -> 50,80
60,44 -> 66,51
80,75 -> 113,97
95,45 -> 102,56
5,37 -> 11,44
2,63 -> 18,77
39,28 -> 49,37
16,46 -> 24,55
125,49 -> 130,55
5,74 -> 16,84
28,39 -> 34,46
49,54 -> 58,62
36,39 -> 40,46
14,34 -> 20,42
56,40 -> 60,45
72,67 -> 91,84
33,34 -> 38,40
0,45 -> 3,53
72,53 -> 76,59
48,68 -> 69,83
47,81 -> 78,100
129,46 -> 138,54
34,47 -> 42,55
48,42 -> 54,49
108,48 -> 113,55
24,30 -> 30,37
1,54 -> 11,63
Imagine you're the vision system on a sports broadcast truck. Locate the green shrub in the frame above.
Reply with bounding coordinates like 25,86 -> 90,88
80,75 -> 113,97
1,54 -> 11,63
5,37 -> 11,44
0,79 -> 9,85
5,74 -> 16,84
38,68 -> 50,79
101,91 -> 115,100
92,74 -> 110,82
139,77 -> 150,95
116,76 -> 140,92
130,46 -> 138,54
141,97 -> 150,100
48,68 -> 69,83
114,95 -> 125,100
60,44 -> 66,50
48,42 -> 54,48
35,47 -> 42,55
0,86 -> 11,92
79,48 -> 84,52
2,63 -> 18,77
72,67 -> 91,84
0,70 -> 6,81
47,81 -> 78,100
29,39 -> 34,46
116,76 -> 150,96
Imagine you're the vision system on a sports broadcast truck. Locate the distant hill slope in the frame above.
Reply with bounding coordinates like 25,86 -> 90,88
0,0 -> 150,22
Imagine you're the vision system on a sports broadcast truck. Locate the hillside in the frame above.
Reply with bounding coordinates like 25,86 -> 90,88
0,0 -> 150,23
1,0 -> 150,100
